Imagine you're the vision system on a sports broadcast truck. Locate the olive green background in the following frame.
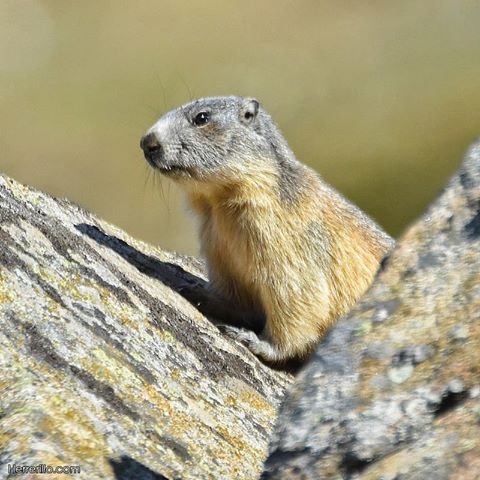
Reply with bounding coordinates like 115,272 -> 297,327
2,1 -> 480,255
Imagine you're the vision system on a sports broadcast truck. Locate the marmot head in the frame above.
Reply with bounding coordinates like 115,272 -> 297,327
140,96 -> 297,190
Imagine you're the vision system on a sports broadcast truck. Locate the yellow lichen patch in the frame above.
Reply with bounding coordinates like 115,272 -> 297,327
155,329 -> 175,343
224,394 -> 238,408
216,425 -> 251,454
212,425 -> 265,479
0,290 -> 11,304
37,409 -> 108,468
119,315 -> 138,331
239,384 -> 275,416
56,273 -> 93,303
143,383 -> 176,418
98,286 -> 114,305
0,270 -> 15,304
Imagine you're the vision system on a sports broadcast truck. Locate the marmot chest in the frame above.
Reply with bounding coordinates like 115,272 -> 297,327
203,204 -> 275,286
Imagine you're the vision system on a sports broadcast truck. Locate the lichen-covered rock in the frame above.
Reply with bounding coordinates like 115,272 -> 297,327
0,175 -> 291,480
262,141 -> 480,479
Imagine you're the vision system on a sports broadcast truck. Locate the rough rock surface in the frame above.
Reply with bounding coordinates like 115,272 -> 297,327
262,141 -> 480,479
0,175 -> 291,480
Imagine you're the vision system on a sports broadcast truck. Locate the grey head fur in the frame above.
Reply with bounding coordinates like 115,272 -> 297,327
140,96 -> 305,202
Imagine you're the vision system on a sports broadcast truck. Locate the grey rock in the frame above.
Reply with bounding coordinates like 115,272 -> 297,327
263,140 -> 480,479
0,175 -> 291,480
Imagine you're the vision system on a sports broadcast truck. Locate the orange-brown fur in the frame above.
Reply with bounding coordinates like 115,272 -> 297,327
186,162 -> 389,360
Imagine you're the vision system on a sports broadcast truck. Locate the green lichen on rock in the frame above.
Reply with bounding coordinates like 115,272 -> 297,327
0,175 -> 291,480
262,141 -> 480,479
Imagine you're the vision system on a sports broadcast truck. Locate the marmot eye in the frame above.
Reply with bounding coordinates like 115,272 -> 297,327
193,111 -> 210,127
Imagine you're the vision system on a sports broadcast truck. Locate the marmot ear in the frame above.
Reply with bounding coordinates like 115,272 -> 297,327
240,98 -> 259,125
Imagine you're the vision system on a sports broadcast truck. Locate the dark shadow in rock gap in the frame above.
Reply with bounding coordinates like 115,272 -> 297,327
109,455 -> 174,480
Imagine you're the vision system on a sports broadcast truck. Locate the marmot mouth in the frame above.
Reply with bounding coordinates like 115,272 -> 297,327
156,164 -> 191,176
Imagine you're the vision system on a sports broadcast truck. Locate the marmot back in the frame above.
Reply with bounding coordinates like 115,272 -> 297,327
140,96 -> 394,362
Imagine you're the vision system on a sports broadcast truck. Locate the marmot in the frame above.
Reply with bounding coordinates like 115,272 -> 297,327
140,96 -> 394,363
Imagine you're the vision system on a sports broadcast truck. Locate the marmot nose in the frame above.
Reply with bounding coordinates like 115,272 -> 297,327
140,132 -> 163,159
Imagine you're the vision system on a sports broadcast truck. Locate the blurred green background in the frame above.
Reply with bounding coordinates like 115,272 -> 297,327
1,1 -> 480,255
